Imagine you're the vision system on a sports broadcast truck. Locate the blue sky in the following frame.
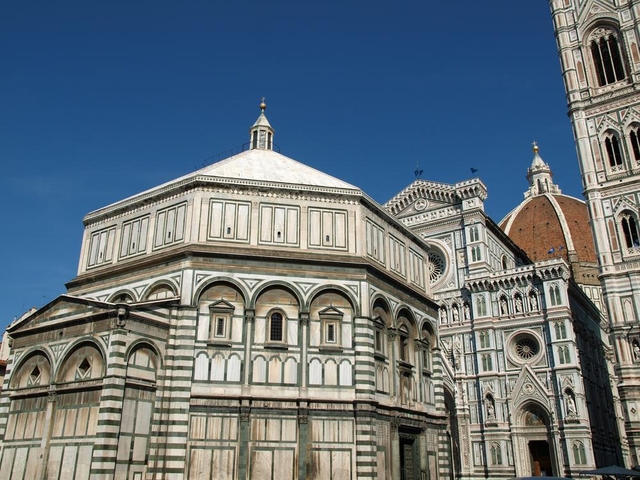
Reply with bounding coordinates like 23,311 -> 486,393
0,1 -> 579,330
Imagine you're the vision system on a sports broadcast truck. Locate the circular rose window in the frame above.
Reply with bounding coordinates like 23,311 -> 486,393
512,333 -> 540,361
427,251 -> 446,285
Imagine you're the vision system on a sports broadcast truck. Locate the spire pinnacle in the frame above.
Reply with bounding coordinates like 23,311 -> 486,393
260,97 -> 267,112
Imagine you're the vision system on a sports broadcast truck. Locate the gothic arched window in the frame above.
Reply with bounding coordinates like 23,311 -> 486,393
590,28 -> 626,86
476,295 -> 487,317
490,443 -> 502,465
629,125 -> 640,162
604,133 -> 624,168
469,226 -> 479,242
549,285 -> 562,306
481,354 -> 493,372
573,441 -> 587,465
555,321 -> 567,340
620,211 -> 640,249
471,246 -> 481,262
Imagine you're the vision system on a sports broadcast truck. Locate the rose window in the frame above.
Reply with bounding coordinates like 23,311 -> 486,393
427,251 -> 445,285
514,334 -> 540,360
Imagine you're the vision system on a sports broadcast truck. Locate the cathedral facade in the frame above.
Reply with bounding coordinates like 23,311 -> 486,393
549,0 -> 640,464
0,105 -> 626,479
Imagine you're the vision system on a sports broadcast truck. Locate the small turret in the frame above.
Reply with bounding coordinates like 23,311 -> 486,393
249,98 -> 275,150
525,142 -> 561,198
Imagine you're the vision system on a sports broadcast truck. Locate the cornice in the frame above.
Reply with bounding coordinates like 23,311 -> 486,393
84,175 -> 363,225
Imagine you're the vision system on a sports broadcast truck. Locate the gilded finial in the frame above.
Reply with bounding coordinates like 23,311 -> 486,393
260,97 -> 267,112
532,141 -> 539,152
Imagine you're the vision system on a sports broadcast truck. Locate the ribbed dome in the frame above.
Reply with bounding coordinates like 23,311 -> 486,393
499,145 -> 596,265
500,193 -> 596,264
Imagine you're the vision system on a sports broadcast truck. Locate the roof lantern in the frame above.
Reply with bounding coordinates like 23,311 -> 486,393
525,142 -> 561,198
249,98 -> 275,150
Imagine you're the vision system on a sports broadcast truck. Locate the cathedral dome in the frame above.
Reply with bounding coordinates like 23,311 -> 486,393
499,145 -> 596,265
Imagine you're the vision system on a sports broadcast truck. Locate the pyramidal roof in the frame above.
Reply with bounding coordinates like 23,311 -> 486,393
85,104 -> 360,220
196,148 -> 359,190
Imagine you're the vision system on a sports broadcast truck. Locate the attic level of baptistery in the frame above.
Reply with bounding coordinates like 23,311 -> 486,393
72,104 -> 433,299
500,145 -> 597,268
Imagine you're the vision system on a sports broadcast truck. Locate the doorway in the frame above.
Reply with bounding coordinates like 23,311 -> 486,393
529,440 -> 553,476
400,436 -> 419,480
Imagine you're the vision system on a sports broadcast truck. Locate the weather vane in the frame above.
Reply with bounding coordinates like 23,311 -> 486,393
414,161 -> 423,179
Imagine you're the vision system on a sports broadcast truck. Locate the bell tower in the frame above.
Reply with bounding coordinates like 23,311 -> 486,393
549,0 -> 640,464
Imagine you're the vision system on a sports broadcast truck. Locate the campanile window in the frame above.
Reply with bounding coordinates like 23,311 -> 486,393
590,28 -> 626,86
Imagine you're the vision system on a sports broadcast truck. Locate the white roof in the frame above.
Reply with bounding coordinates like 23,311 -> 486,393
85,147 -> 360,220
197,148 -> 359,189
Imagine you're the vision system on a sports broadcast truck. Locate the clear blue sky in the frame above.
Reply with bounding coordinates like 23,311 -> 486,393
0,1 -> 579,330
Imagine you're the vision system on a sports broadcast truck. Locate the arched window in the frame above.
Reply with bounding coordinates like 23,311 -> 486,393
604,133 -> 624,168
469,226 -> 479,242
476,295 -> 487,317
479,331 -> 490,349
471,246 -> 481,262
549,285 -> 562,306
481,354 -> 493,372
590,28 -> 626,86
620,211 -> 640,249
490,443 -> 502,465
501,255 -> 508,270
573,441 -> 587,465
629,125 -> 640,162
421,324 -> 434,374
398,325 -> 410,363
558,345 -> 571,364
555,321 -> 567,340
269,312 -> 284,342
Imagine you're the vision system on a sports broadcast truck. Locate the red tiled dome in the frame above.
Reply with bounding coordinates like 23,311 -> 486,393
499,146 -> 596,265
500,193 -> 596,264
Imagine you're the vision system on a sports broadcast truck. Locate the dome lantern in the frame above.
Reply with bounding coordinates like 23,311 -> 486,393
249,98 -> 275,151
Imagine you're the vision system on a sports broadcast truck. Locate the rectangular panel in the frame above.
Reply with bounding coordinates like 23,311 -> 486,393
64,409 -> 77,437
260,206 -> 273,242
286,208 -> 298,244
175,204 -> 186,241
189,448 -> 212,480
25,448 -> 41,480
212,448 -> 236,480
12,447 -> 27,479
389,238 -> 396,270
274,207 -> 285,243
155,211 -> 166,247
60,445 -> 78,479
129,220 -> 140,254
309,210 -> 321,246
335,212 -> 346,248
46,446 -> 63,480
209,201 -> 223,238
0,448 -> 16,479
75,445 -> 92,480
250,450 -> 272,480
223,203 -> 237,238
88,233 -> 100,266
120,222 -> 132,257
273,449 -> 295,480
165,208 -> 176,243
98,230 -> 108,264
138,217 -> 149,251
377,228 -> 385,262
322,211 -> 333,245
105,229 -> 116,262
237,204 -> 250,240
